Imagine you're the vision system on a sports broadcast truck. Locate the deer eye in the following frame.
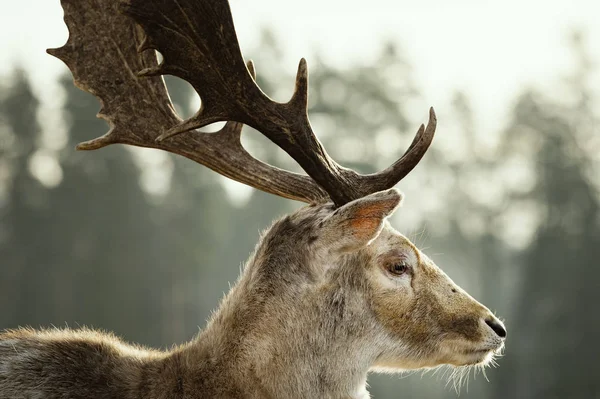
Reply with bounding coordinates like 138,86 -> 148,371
388,261 -> 409,276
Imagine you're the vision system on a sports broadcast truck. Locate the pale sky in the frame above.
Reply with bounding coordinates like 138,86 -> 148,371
1,0 -> 599,136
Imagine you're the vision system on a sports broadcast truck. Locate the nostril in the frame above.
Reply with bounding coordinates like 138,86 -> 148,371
485,317 -> 507,338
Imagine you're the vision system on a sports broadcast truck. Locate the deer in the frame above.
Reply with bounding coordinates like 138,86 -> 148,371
0,0 -> 507,398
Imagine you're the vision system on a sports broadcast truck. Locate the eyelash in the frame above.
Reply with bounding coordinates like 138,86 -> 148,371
387,260 -> 410,276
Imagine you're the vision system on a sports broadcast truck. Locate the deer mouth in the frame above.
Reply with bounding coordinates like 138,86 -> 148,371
460,343 -> 503,365
455,350 -> 492,366
464,348 -> 491,355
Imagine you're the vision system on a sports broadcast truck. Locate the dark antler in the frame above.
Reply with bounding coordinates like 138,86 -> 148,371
49,0 -> 436,207
120,0 -> 436,206
48,0 -> 328,203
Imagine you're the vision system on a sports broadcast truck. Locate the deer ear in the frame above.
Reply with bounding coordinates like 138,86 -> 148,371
321,189 -> 403,253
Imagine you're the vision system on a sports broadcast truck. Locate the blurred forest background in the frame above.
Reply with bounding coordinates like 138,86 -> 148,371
1,22 -> 599,399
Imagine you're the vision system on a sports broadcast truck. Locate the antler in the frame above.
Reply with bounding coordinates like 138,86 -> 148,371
48,0 -> 328,203
49,0 -> 436,207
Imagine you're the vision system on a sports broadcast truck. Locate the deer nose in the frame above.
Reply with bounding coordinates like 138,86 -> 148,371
485,317 -> 507,338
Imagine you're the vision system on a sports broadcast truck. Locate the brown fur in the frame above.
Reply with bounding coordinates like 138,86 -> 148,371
0,189 -> 505,398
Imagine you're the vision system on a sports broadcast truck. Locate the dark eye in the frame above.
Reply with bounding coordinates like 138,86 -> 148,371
389,261 -> 409,276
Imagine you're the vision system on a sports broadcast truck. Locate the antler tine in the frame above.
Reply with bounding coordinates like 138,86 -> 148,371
49,0 -> 328,204
358,107 -> 437,191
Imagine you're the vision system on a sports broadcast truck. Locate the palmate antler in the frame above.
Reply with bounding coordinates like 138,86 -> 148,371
49,0 -> 436,206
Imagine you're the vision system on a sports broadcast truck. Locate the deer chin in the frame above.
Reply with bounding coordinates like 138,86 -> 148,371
438,340 -> 504,367
454,348 -> 497,366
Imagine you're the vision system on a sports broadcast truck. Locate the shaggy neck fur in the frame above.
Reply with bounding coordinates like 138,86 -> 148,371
170,217 -> 378,398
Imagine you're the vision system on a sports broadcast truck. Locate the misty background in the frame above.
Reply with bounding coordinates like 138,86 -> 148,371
1,0 -> 600,398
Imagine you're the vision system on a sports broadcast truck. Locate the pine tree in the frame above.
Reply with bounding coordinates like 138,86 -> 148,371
494,36 -> 600,397
0,70 -> 49,328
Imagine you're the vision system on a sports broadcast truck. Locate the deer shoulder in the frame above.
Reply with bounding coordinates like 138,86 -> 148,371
0,327 -> 177,398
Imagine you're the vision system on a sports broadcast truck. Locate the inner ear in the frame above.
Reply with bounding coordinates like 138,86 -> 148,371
321,189 -> 403,253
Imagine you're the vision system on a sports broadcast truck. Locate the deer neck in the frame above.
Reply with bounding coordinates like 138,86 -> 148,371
181,256 -> 376,399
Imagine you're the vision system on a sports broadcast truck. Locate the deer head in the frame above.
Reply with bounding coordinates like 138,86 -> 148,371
8,0 -> 506,397
210,188 -> 506,395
